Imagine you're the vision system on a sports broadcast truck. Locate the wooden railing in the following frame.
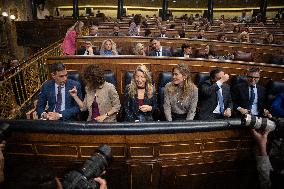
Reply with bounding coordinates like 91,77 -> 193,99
0,40 -> 63,119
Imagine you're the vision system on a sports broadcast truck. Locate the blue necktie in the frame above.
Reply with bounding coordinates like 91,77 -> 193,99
249,86 -> 255,110
217,90 -> 224,114
55,86 -> 62,112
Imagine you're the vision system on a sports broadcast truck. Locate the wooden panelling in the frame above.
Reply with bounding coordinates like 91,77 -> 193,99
5,127 -> 258,189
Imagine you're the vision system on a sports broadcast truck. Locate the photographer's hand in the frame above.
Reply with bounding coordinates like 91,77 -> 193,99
251,129 -> 270,156
94,177 -> 108,189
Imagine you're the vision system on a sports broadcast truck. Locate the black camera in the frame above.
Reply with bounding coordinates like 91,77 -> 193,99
0,123 -> 10,142
63,144 -> 112,189
242,114 -> 284,137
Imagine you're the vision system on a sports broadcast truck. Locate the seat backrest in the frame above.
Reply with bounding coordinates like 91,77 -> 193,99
266,80 -> 284,107
67,70 -> 81,83
104,70 -> 117,86
157,72 -> 173,118
230,75 -> 247,88
195,72 -> 210,87
124,71 -> 133,88
234,51 -> 253,62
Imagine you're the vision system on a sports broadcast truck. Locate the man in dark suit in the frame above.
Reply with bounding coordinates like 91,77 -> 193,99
148,38 -> 172,57
155,25 -> 172,38
199,68 -> 233,120
37,62 -> 82,121
77,40 -> 98,55
108,25 -> 126,36
231,67 -> 269,117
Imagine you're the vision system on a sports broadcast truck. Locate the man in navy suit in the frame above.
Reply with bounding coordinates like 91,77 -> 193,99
37,62 -> 82,121
231,67 -> 269,117
199,68 -> 233,120
148,38 -> 172,57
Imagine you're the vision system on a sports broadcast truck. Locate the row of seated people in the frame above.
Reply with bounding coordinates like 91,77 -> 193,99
35,62 -> 284,122
86,24 -> 283,45
62,21 -> 282,55
77,38 -> 284,64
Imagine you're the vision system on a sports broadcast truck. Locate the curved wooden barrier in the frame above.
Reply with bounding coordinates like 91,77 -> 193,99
2,119 -> 259,189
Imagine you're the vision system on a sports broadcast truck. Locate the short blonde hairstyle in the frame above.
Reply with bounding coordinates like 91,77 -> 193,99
133,43 -> 145,55
100,39 -> 118,55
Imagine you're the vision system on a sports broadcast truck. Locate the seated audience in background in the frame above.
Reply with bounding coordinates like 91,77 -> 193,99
271,92 -> 284,117
89,25 -> 100,36
109,25 -> 125,36
69,64 -> 121,122
62,21 -> 84,55
263,33 -> 275,44
100,39 -> 118,55
129,14 -> 142,36
37,62 -> 82,121
217,33 -> 227,42
36,2 -> 50,19
156,25 -> 171,38
193,29 -> 207,40
77,40 -> 97,55
178,30 -> 186,38
175,43 -> 194,58
246,26 -> 253,33
124,65 -> 157,122
204,23 -> 212,31
197,44 -> 212,59
148,38 -> 172,57
231,67 -> 269,117
8,57 -> 20,72
219,22 -> 227,32
238,11 -> 251,22
144,28 -> 152,37
163,64 -> 198,121
133,43 -> 146,56
238,31 -> 250,43
233,25 -> 241,33
199,68 -> 233,120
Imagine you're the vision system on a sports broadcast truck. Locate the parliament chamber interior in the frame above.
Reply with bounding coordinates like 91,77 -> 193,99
0,0 -> 284,188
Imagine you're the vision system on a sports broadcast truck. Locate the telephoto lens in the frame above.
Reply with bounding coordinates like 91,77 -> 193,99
63,144 -> 112,189
241,114 -> 276,132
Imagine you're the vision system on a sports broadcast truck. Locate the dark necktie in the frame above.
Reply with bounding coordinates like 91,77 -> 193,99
217,90 -> 224,114
249,85 -> 255,110
156,50 -> 160,56
91,96 -> 100,120
55,86 -> 62,112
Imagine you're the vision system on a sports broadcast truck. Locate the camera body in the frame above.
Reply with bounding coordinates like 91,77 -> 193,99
63,144 -> 112,189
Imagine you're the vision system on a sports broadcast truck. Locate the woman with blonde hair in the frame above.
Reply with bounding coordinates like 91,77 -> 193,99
163,64 -> 198,121
62,21 -> 84,55
69,64 -> 121,122
100,39 -> 118,55
124,64 -> 157,122
133,43 -> 146,56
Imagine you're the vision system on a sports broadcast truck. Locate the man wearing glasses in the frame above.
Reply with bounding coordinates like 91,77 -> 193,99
231,67 -> 270,117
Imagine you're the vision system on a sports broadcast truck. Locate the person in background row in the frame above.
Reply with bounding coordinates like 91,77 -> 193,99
37,62 -> 82,121
62,21 -> 84,55
133,43 -> 146,56
124,65 -> 157,122
69,64 -> 121,122
36,2 -> 50,19
109,25 -> 125,36
199,68 -> 233,120
77,40 -> 97,55
193,29 -> 207,40
163,64 -> 198,121
231,67 -> 269,117
233,25 -> 241,33
238,31 -> 250,43
89,25 -> 101,36
175,43 -> 194,58
129,14 -> 142,36
100,39 -> 118,55
217,33 -> 228,42
148,38 -> 172,57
